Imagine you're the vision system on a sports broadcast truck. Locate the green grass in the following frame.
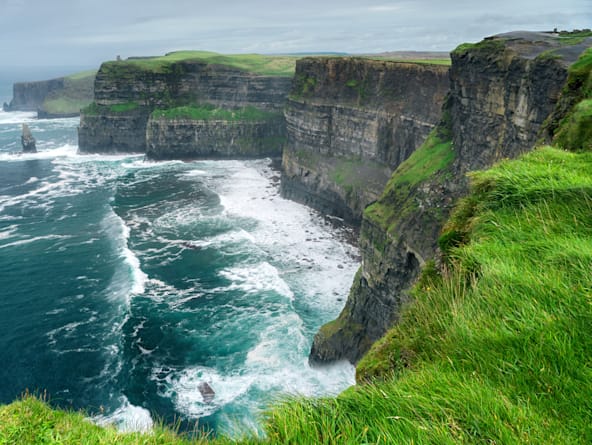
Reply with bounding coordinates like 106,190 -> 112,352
364,130 -> 454,233
151,104 -> 279,121
110,102 -> 140,113
103,51 -> 297,77
65,69 -> 97,81
451,38 -> 506,57
0,393 -> 262,445
41,97 -> 92,114
558,29 -> 592,46
554,98 -> 592,150
40,70 -> 96,115
545,47 -> 592,149
277,146 -> 592,444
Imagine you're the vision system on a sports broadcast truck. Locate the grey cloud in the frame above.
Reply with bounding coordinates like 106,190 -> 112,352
0,0 -> 590,67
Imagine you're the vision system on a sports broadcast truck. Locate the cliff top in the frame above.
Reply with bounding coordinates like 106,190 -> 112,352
103,50 -> 298,77
454,29 -> 592,65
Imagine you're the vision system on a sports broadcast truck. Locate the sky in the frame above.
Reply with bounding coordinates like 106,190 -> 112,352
1,0 -> 590,70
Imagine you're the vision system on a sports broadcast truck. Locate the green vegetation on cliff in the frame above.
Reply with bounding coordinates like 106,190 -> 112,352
364,129 -> 454,233
151,104 -> 280,121
81,101 -> 140,115
101,51 -> 297,77
40,70 -> 96,115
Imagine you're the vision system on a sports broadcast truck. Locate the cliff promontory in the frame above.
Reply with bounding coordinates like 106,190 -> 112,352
281,57 -> 449,224
78,52 -> 294,156
4,71 -> 95,118
310,31 -> 592,364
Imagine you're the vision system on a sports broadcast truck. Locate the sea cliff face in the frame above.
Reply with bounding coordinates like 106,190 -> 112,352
5,78 -> 65,112
146,115 -> 286,159
281,57 -> 449,224
4,73 -> 95,118
78,59 -> 292,154
310,32 -> 591,365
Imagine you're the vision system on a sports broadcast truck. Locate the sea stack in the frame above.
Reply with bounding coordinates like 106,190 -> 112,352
21,123 -> 36,153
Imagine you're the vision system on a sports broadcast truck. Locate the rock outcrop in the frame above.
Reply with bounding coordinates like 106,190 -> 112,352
281,57 -> 449,224
78,58 -> 292,154
310,32 -> 592,365
21,124 -> 36,153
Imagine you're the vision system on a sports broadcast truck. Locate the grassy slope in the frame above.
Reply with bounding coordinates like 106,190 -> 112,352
2,44 -> 592,445
103,51 -> 297,77
41,70 -> 96,115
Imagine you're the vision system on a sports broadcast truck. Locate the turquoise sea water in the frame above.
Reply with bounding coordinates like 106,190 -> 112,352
0,108 -> 358,435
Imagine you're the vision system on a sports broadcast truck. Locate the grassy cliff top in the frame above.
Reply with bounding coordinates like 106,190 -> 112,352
102,51 -> 298,76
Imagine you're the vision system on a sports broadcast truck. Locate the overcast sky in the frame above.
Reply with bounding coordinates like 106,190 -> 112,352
1,0 -> 590,69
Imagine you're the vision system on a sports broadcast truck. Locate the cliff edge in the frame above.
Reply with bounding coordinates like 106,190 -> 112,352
310,31 -> 592,364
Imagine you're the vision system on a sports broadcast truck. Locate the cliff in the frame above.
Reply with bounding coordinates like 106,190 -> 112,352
310,31 -> 592,364
146,108 -> 286,159
4,71 -> 95,118
5,78 -> 65,112
78,52 -> 294,154
281,57 -> 449,224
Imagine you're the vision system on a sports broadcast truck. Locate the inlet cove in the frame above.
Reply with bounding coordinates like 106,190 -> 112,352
1,29 -> 591,444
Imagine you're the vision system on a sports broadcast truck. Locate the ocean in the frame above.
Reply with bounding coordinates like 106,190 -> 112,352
0,89 -> 358,435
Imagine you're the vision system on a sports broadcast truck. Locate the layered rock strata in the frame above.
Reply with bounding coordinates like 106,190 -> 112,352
310,32 -> 592,364
78,60 -> 292,154
5,78 -> 65,112
146,115 -> 286,160
281,57 -> 449,224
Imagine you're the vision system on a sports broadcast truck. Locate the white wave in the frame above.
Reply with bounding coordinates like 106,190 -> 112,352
0,171 -> 80,213
0,234 -> 72,250
209,229 -> 255,246
205,159 -> 359,312
101,209 -> 148,300
93,396 -> 153,433
24,176 -> 39,184
156,356 -> 354,433
0,143 -> 78,162
218,262 -> 294,300
154,366 -> 255,419
183,169 -> 208,177
121,221 -> 148,296
122,158 -> 183,169
0,110 -> 37,124
0,224 -> 19,240
55,152 -> 143,165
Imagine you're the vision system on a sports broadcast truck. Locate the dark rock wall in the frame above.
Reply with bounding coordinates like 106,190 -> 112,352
146,116 -> 286,160
281,58 -> 449,224
78,107 -> 152,153
5,78 -> 65,112
449,42 -> 569,173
